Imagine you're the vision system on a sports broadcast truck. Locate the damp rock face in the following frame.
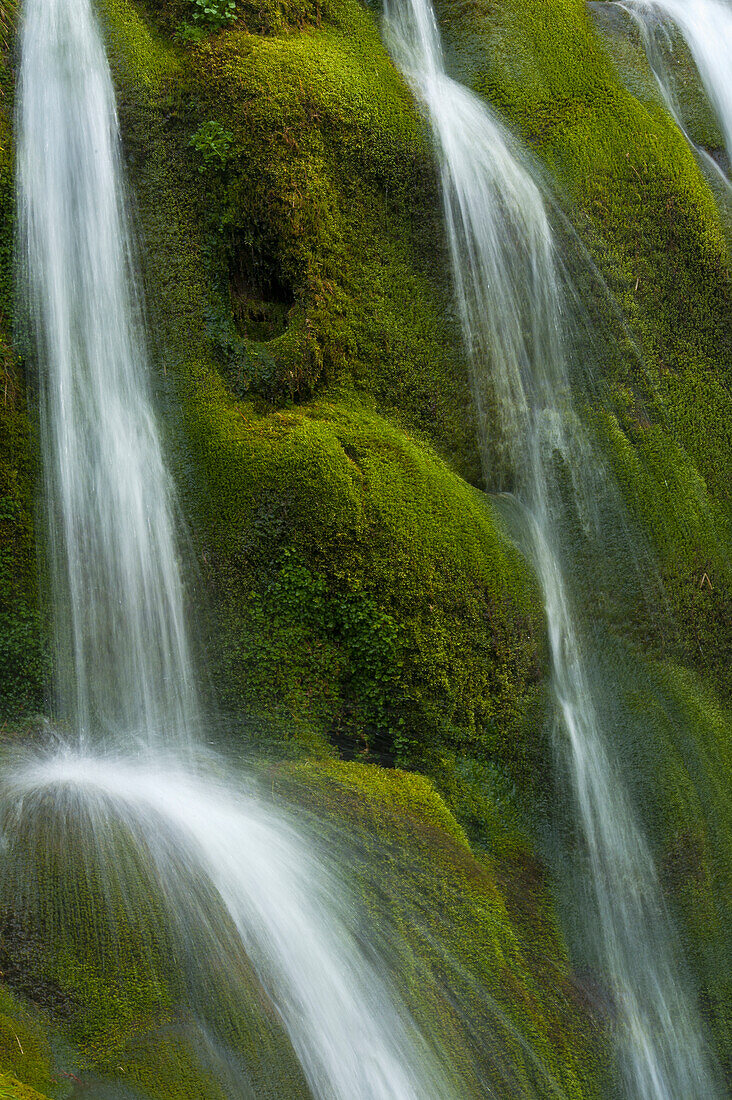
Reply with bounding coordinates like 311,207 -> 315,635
0,0 -> 729,1094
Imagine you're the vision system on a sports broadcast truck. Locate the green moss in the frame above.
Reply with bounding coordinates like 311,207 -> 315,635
105,0 -> 479,471
588,2 -> 727,165
97,0 -> 548,783
0,24 -> 48,722
288,757 -> 471,844
0,1074 -> 51,1100
273,757 -> 605,1097
0,988 -> 59,1100
183,385 -> 545,774
592,407 -> 732,695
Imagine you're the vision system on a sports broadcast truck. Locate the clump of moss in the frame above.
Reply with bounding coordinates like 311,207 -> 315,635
184,389 -> 545,777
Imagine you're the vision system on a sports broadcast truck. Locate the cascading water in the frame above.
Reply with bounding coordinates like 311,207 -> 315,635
383,1 -> 722,1096
7,0 -> 458,1095
17,0 -> 199,744
609,0 -> 732,185
4,750 -> 455,1100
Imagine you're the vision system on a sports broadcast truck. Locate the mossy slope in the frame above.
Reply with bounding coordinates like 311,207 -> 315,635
98,0 -> 547,783
0,10 -> 46,722
0,762 -> 604,1098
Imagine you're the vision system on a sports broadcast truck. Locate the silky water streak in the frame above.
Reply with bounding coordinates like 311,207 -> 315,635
10,0 -> 459,1096
383,0 -> 722,1095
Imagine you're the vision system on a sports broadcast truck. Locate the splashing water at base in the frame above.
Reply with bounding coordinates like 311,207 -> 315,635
2,748 -> 457,1100
11,0 -> 466,1094
383,0 -> 722,1095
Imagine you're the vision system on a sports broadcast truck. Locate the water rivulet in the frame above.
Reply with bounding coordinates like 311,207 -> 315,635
383,0 -> 723,1096
608,0 -> 732,191
3,0 -> 460,1095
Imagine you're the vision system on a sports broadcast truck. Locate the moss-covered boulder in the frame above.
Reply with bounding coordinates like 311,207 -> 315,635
93,0 -> 549,785
0,759 -> 605,1098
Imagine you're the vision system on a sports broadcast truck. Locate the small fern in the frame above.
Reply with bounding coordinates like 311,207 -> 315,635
190,0 -> 236,29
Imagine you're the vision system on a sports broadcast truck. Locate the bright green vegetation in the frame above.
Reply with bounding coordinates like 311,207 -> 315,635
0,0 -> 730,1092
0,761 -> 605,1098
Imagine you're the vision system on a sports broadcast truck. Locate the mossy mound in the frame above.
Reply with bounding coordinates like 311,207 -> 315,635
95,0 -> 547,784
273,758 -> 606,1097
185,388 -> 545,774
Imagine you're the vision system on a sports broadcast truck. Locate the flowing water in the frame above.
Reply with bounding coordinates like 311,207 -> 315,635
610,0 -> 732,186
3,749 -> 453,1100
6,0 -> 727,1090
383,0 -> 721,1096
17,0 -> 199,744
8,0 -> 459,1095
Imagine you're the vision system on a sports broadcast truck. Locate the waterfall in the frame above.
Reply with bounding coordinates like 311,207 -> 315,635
3,749 -> 453,1100
9,0 -> 457,1095
383,0 -> 722,1096
610,0 -> 732,185
17,0 -> 199,744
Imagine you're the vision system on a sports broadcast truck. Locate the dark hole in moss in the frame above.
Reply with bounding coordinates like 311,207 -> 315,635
229,248 -> 294,344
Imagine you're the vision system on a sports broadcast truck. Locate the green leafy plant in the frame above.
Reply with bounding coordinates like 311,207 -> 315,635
190,0 -> 236,29
188,120 -> 235,174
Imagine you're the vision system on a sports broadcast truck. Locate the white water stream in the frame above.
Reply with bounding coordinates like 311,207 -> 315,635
10,0 -> 457,1096
18,0 -> 198,743
611,0 -> 732,185
383,1 -> 722,1096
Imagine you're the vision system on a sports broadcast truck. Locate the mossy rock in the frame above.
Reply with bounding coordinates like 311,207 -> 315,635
94,0 -> 549,784
102,0 -> 479,474
183,386 -> 546,773
272,757 -> 606,1097
0,23 -> 48,721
